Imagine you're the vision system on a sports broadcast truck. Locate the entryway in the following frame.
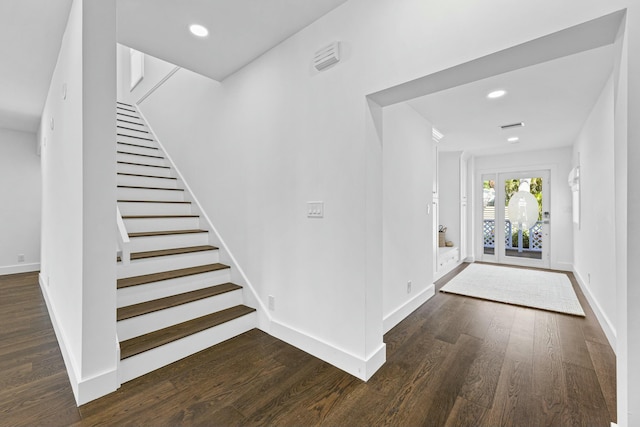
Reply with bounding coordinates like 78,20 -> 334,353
481,169 -> 550,269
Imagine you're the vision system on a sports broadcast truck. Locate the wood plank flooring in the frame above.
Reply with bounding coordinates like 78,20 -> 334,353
0,264 -> 616,426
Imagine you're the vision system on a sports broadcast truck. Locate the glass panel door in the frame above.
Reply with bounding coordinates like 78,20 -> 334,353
480,170 -> 550,268
482,176 -> 497,259
498,171 -> 549,268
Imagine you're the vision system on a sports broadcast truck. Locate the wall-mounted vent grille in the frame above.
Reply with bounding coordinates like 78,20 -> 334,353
432,127 -> 444,143
314,42 -> 340,71
500,122 -> 525,129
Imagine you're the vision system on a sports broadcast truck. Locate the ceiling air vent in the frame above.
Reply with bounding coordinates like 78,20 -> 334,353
500,122 -> 525,129
314,42 -> 340,71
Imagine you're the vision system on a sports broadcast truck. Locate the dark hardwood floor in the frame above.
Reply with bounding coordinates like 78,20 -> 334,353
0,265 -> 616,426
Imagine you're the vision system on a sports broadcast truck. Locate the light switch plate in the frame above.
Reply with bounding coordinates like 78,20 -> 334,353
307,201 -> 324,218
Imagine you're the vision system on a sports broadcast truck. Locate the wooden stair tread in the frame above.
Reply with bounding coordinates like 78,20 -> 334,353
122,214 -> 197,218
117,142 -> 158,150
118,133 -> 153,142
116,245 -> 215,262
128,229 -> 208,238
117,263 -> 229,289
119,305 -> 255,359
117,185 -> 183,191
117,161 -> 169,169
117,199 -> 191,204
117,118 -> 145,126
117,151 -> 164,159
130,245 -> 217,260
117,105 -> 136,113
118,172 -> 175,180
117,283 -> 241,321
117,112 -> 141,120
117,125 -> 149,133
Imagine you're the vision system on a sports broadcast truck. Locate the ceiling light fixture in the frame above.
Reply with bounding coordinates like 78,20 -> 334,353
487,89 -> 507,99
507,137 -> 520,143
189,24 -> 209,37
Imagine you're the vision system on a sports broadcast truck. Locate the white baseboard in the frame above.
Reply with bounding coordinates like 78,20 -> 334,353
552,261 -> 573,272
572,269 -> 617,351
0,262 -> 40,276
383,284 -> 435,333
269,320 -> 386,381
39,274 -> 119,405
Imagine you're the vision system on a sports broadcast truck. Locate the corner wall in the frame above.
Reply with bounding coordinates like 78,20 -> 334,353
382,103 -> 434,333
572,74 -> 617,347
39,0 -> 117,405
0,129 -> 41,275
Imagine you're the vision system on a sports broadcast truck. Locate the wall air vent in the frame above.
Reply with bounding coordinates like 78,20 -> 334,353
500,122 -> 525,129
432,127 -> 444,143
314,42 -> 340,71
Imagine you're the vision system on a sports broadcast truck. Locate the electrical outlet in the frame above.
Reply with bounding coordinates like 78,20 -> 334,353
17,254 -> 25,263
268,295 -> 275,311
407,280 -> 412,294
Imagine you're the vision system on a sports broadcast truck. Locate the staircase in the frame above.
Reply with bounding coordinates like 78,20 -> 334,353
115,101 -> 256,383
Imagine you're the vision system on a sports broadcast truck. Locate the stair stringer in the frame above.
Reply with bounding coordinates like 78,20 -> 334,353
136,107 -> 271,331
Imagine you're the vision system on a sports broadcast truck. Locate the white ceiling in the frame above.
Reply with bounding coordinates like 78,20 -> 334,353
0,0 -> 73,133
0,0 -> 348,133
117,0 -> 350,81
407,44 -> 616,156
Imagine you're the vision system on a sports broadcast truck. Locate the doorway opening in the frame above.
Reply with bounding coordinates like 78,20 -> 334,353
482,170 -> 550,268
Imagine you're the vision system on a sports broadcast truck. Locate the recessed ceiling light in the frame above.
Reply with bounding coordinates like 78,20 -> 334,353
508,137 -> 520,143
189,24 -> 209,37
487,89 -> 507,99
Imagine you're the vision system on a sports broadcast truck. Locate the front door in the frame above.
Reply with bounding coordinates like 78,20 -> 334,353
481,170 -> 550,268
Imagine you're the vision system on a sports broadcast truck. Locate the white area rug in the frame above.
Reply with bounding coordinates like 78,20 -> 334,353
440,263 -> 585,316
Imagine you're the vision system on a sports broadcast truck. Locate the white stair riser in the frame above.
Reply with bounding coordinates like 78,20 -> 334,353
116,143 -> 159,157
119,312 -> 255,383
117,152 -> 167,167
117,174 -> 178,189
117,163 -> 173,177
117,187 -> 185,202
117,268 -> 231,307
118,201 -> 192,216
128,232 -> 209,252
117,290 -> 243,341
117,249 -> 219,279
117,134 -> 155,146
123,216 -> 200,233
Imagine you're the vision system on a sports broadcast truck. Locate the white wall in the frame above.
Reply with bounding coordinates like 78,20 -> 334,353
39,0 -> 117,405
474,147 -> 574,270
382,103 -> 434,333
572,75 -> 617,346
133,0 -> 636,388
439,151 -> 461,249
116,43 -> 177,104
0,129 -> 41,275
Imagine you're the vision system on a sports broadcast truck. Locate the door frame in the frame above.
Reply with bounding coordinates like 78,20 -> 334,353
477,167 -> 551,269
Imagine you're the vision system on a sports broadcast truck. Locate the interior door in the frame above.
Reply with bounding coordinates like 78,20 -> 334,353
481,170 -> 550,268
